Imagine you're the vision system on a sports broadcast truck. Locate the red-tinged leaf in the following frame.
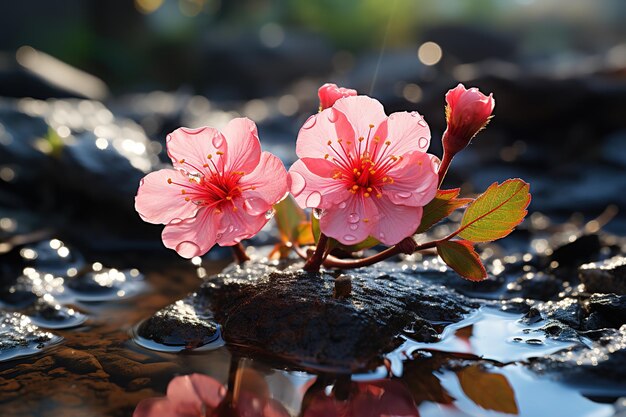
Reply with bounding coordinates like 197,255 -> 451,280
273,195 -> 307,243
457,365 -> 519,415
415,188 -> 472,234
295,222 -> 315,246
458,179 -> 530,242
436,240 -> 487,281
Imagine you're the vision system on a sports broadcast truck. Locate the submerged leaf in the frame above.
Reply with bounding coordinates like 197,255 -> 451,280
436,240 -> 486,281
416,188 -> 472,234
458,179 -> 530,242
457,365 -> 519,415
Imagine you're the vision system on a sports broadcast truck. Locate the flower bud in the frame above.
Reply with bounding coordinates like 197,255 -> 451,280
442,83 -> 495,155
318,83 -> 357,111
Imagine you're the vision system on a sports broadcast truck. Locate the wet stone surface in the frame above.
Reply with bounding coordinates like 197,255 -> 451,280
580,255 -> 626,295
138,260 -> 478,372
0,311 -> 61,361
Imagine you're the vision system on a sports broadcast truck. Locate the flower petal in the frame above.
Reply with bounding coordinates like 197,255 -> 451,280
383,151 -> 439,207
135,169 -> 198,224
370,200 -> 423,245
187,374 -> 225,410
295,108 -> 356,160
240,152 -> 288,209
319,195 -> 377,245
332,95 -> 387,142
221,117 -> 262,173
162,208 -> 219,258
216,201 -> 269,246
166,126 -> 227,174
132,398 -> 179,417
288,159 -> 347,209
373,111 -> 431,158
166,375 -> 205,412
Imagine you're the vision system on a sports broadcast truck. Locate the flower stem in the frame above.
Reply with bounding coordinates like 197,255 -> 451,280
231,242 -> 250,264
303,233 -> 329,272
322,239 -> 438,269
438,151 -> 455,188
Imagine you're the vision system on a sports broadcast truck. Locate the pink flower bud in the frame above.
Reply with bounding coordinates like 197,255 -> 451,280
442,83 -> 495,155
318,83 -> 357,110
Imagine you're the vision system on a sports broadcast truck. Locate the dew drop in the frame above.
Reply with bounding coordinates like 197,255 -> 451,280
348,213 -> 359,223
265,208 -> 275,220
418,137 -> 429,149
243,197 -> 268,216
176,241 -> 201,258
305,191 -> 322,208
396,192 -> 411,199
327,108 -> 339,123
349,224 -> 358,231
379,232 -> 386,239
338,201 -> 347,209
344,235 -> 356,242
418,118 -> 428,128
289,172 -> 306,196
216,233 -> 223,239
302,115 -> 317,130
313,208 -> 324,219
212,134 -> 224,148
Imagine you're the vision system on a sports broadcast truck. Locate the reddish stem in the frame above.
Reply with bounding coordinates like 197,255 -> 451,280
322,238 -> 438,269
231,242 -> 250,264
303,233 -> 329,272
438,151 -> 456,188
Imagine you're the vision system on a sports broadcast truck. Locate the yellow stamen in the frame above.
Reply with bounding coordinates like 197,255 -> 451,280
203,164 -> 209,168
324,154 -> 329,159
216,151 -> 224,155
207,154 -> 212,159
366,187 -> 372,192
327,140 -> 332,145
374,136 -> 380,142
385,140 -> 391,146
226,196 -> 232,200
232,206 -> 238,212
179,159 -> 185,163
363,218 -> 369,223
352,185 -> 359,190
369,124 -> 375,128
181,189 -> 186,195
185,197 -> 190,201
364,193 -> 370,198
358,137 -> 364,142
376,193 -> 382,198
167,178 -> 172,184
382,177 -> 388,182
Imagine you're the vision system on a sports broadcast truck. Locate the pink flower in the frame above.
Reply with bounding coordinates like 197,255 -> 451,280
318,83 -> 357,111
135,118 -> 288,258
289,95 -> 439,246
133,373 -> 290,417
443,83 -> 495,154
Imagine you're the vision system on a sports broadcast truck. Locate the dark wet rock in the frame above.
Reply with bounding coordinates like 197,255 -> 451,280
140,260 -> 477,372
530,325 -> 626,393
0,311 -> 61,361
585,294 -> 626,329
137,299 -> 219,349
549,233 -> 602,269
580,256 -> 626,294
507,272 -> 562,301
22,296 -> 87,329
403,318 -> 439,343
535,298 -> 585,330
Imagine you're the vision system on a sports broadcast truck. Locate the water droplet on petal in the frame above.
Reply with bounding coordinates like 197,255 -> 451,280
418,137 -> 429,149
216,233 -> 223,239
344,235 -> 356,242
418,118 -> 428,128
327,108 -> 339,123
265,208 -> 275,220
227,225 -> 234,233
302,115 -> 317,130
289,172 -> 306,196
349,224 -> 358,231
313,208 -> 324,219
396,192 -> 411,199
348,213 -> 359,223
243,197 -> 268,216
410,111 -> 419,117
176,241 -> 201,258
379,232 -> 386,239
305,191 -> 322,208
212,133 -> 224,148
338,201 -> 347,209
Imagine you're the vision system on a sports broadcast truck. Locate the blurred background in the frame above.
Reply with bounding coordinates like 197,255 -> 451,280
1,0 -> 625,261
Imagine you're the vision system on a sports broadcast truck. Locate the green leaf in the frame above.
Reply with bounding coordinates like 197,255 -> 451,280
458,179 -> 530,242
457,365 -> 519,415
416,188 -> 472,234
311,215 -> 321,243
436,240 -> 487,281
273,195 -> 307,243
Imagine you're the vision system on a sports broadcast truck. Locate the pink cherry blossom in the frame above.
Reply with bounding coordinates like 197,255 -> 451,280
288,95 -> 439,246
133,373 -> 290,417
135,118 -> 288,258
443,83 -> 495,154
318,83 -> 357,110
